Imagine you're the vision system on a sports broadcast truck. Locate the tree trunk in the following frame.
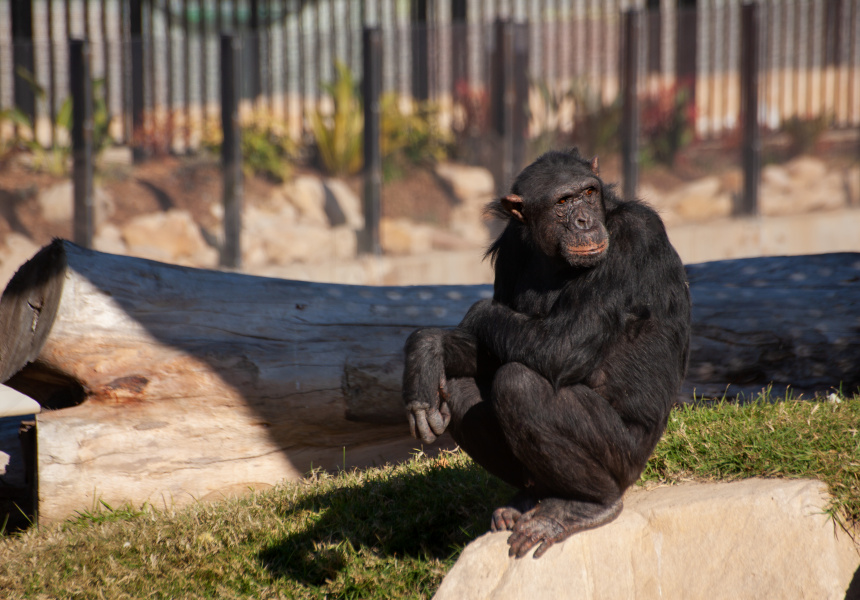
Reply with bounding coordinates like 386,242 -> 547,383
1,240 -> 858,522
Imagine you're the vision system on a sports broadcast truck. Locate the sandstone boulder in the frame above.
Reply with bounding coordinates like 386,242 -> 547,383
281,175 -> 329,227
760,157 -> 848,216
380,218 -> 435,255
121,209 -> 217,266
434,479 -> 859,600
93,223 -> 128,255
0,233 -> 40,289
324,178 -> 364,230
665,176 -> 734,222
435,162 -> 495,202
38,180 -> 114,226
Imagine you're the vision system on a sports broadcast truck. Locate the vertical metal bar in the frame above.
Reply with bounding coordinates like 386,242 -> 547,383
199,0 -> 208,122
491,19 -> 514,195
221,34 -> 243,269
512,22 -> 528,175
101,0 -> 111,132
11,0 -> 36,126
621,9 -> 640,202
148,0 -> 156,147
739,2 -> 761,216
70,38 -> 94,249
411,0 -> 429,100
360,26 -> 382,255
183,0 -> 191,149
824,0 -> 841,121
250,0 -> 262,102
130,0 -> 145,161
48,0 -> 57,146
83,0 -> 91,39
166,0 -> 175,149
806,0 -> 815,115
282,0 -> 290,122
849,0 -> 858,125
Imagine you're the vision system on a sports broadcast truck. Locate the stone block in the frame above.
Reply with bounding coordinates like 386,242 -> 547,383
434,479 -> 859,600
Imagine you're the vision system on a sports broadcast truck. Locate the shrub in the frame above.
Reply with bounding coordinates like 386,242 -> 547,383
781,113 -> 829,157
639,83 -> 695,167
310,61 -> 363,176
380,93 -> 452,181
569,81 -> 623,157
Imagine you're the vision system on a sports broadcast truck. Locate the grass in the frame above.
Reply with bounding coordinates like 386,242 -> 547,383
1,391 -> 859,599
643,389 -> 860,529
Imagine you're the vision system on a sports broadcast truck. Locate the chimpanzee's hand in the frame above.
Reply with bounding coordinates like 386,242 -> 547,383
403,328 -> 454,444
405,373 -> 451,444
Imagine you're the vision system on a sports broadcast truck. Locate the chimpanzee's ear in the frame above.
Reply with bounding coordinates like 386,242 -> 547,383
500,194 -> 525,222
590,156 -> 599,176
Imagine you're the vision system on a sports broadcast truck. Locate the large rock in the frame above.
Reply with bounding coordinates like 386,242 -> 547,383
120,209 -> 217,266
665,176 -> 734,222
761,157 -> 848,216
435,163 -> 497,244
435,162 -> 495,202
0,233 -> 40,289
324,178 -> 364,230
38,181 -> 114,226
242,203 -> 356,266
434,479 -> 859,600
281,175 -> 329,227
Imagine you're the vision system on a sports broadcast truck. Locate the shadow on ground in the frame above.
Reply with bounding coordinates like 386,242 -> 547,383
257,460 -> 512,586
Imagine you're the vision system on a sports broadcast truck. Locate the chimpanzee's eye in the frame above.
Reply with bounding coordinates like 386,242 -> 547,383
557,197 -> 568,205
584,187 -> 595,196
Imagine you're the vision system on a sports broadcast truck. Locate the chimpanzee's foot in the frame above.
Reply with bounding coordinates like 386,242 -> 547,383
507,497 -> 623,559
490,491 -> 538,532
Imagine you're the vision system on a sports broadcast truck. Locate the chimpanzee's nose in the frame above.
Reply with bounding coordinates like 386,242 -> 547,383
574,215 -> 592,230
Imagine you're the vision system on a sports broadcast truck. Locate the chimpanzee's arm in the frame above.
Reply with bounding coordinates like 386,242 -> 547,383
460,216 -> 670,386
458,291 -> 618,386
403,327 -> 481,443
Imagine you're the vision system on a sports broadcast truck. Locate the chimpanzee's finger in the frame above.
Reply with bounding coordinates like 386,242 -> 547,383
439,400 -> 451,430
427,408 -> 448,436
414,410 -> 437,444
407,412 -> 417,439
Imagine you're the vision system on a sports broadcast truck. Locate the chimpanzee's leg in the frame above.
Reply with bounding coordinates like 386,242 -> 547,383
444,378 -> 531,491
489,362 -> 638,558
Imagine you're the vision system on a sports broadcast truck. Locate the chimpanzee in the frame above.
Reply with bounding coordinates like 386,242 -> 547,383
402,148 -> 691,559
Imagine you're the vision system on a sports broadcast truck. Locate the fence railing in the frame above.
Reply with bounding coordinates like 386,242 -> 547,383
2,0 -> 858,153
56,6 -> 822,266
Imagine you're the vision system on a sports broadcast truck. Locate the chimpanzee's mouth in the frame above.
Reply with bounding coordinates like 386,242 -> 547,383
567,239 -> 608,256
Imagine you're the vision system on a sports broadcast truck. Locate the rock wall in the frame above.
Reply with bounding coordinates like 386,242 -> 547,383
1,155 -> 858,287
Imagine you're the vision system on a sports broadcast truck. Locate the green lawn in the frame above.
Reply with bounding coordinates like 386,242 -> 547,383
1,391 -> 858,599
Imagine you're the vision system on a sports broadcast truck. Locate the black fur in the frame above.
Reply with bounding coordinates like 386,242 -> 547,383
403,149 -> 691,558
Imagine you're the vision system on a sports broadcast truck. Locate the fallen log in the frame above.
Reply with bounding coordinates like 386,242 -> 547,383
1,240 -> 859,522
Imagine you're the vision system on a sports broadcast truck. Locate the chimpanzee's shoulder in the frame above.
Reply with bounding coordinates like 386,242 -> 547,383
607,197 -> 667,236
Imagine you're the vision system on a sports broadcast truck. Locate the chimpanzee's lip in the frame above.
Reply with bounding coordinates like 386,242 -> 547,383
567,239 -> 608,255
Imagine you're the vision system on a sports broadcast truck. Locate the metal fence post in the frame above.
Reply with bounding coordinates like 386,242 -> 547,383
621,9 -> 641,202
739,2 -> 761,216
491,20 -> 528,196
130,0 -> 145,162
360,26 -> 382,256
70,38 -> 94,249
11,0 -> 35,127
220,33 -> 243,269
